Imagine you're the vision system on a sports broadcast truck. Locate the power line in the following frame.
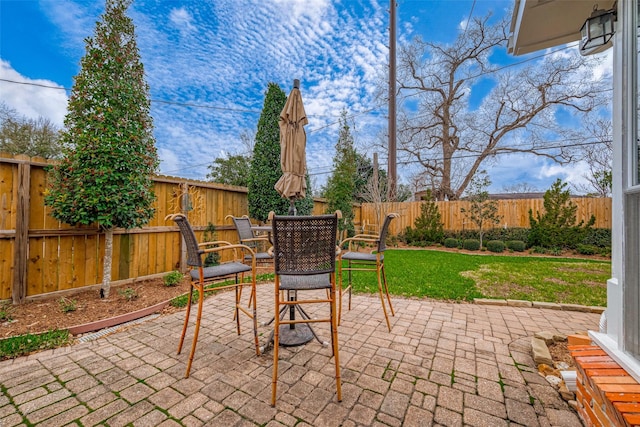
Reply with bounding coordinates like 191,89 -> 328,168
461,0 -> 477,39
397,139 -> 610,165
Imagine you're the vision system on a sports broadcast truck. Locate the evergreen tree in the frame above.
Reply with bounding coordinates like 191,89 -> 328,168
296,173 -> 314,215
44,0 -> 158,298
325,111 -> 357,236
248,83 -> 290,222
528,179 -> 595,249
404,190 -> 444,245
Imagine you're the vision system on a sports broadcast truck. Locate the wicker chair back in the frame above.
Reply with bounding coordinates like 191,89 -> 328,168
272,214 -> 338,276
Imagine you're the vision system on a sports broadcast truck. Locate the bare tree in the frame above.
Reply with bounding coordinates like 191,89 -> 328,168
0,103 -> 61,158
396,13 -> 607,200
501,182 -> 540,194
572,118 -> 612,197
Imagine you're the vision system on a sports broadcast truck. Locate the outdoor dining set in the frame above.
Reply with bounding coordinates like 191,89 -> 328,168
163,79 -> 399,406
165,210 -> 398,407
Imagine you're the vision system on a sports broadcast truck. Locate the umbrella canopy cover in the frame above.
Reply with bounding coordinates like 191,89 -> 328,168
275,87 -> 308,200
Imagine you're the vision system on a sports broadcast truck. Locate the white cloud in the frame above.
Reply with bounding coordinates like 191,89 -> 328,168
168,7 -> 196,33
0,60 -> 68,127
10,0 -> 607,193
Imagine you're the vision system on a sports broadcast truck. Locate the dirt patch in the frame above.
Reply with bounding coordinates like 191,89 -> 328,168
1,277 -> 190,339
548,340 -> 575,368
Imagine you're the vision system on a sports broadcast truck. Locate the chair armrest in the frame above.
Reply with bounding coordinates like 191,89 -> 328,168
199,242 -> 257,264
241,237 -> 270,244
352,233 -> 378,238
340,236 -> 380,253
198,240 -> 234,248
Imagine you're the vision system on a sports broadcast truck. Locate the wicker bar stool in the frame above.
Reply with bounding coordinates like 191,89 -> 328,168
166,213 -> 260,378
270,213 -> 341,406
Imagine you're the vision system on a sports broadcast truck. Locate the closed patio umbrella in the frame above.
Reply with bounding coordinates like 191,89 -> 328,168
274,79 -> 307,215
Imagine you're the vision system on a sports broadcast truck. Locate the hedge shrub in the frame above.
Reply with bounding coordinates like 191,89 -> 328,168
576,244 -> 598,255
444,228 -> 529,244
486,240 -> 505,253
462,239 -> 481,251
506,240 -> 526,252
444,238 -> 459,248
582,228 -> 611,248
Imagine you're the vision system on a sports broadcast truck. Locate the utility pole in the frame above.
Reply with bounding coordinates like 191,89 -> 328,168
388,0 -> 397,201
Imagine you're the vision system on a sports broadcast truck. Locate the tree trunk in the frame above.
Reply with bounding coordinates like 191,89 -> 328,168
101,228 -> 114,299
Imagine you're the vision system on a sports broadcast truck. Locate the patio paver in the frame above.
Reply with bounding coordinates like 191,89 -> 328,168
0,283 -> 598,426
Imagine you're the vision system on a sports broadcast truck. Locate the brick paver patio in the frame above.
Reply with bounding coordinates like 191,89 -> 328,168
0,283 -> 599,426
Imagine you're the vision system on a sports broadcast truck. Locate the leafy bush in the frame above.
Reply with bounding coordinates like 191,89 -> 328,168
528,179 -> 596,249
403,196 -> 444,246
506,240 -> 526,252
576,244 -> 598,255
118,287 -> 138,302
444,238 -> 459,248
486,240 -> 505,253
164,271 -> 183,287
462,239 -> 481,251
0,301 -> 14,322
445,228 -> 529,244
203,222 -> 220,267
582,228 -> 611,248
530,246 -> 547,254
460,173 -> 501,248
58,297 -> 77,313
483,227 -> 530,243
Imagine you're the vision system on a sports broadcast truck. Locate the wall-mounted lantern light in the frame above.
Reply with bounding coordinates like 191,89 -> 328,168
580,6 -> 616,56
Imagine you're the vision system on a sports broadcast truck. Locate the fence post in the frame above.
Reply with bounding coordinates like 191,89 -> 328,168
12,158 -> 30,303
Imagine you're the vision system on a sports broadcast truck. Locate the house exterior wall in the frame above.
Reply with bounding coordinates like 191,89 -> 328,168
590,0 -> 640,383
510,0 -> 640,414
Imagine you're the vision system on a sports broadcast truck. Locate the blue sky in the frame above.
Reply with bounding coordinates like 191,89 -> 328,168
0,0 -> 611,194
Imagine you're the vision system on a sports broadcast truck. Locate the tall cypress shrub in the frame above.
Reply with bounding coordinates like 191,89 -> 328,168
324,111 -> 357,236
248,83 -> 290,222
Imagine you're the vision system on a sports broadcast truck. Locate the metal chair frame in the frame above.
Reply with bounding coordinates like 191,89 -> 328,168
338,213 -> 399,331
227,215 -> 273,265
270,214 -> 341,406
166,213 -> 260,378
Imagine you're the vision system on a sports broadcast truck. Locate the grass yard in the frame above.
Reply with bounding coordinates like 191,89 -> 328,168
342,249 -> 610,307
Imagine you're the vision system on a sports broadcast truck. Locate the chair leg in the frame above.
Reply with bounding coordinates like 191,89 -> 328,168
337,260 -> 344,325
251,279 -> 260,356
381,264 -> 395,317
347,261 -> 352,311
330,284 -> 342,402
376,264 -> 392,332
235,283 -> 241,335
184,284 -> 204,378
234,271 -> 247,320
338,260 -> 353,326
271,279 -> 281,407
177,282 -> 194,355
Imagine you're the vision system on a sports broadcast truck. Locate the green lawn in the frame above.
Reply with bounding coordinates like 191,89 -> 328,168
342,249 -> 610,307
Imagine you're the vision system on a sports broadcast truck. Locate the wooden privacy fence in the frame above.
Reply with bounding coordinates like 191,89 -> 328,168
360,198 -> 612,236
0,154 -> 611,301
0,155 -> 331,302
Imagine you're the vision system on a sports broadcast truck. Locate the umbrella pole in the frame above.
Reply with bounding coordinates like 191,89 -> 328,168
288,198 -> 296,216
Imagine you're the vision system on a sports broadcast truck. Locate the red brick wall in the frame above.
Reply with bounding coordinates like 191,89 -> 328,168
571,344 -> 640,427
